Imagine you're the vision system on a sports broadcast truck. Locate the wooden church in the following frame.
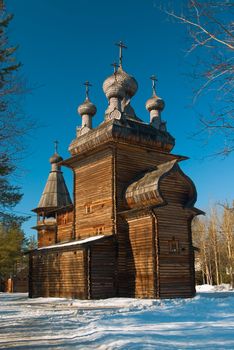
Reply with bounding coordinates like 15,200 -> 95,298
29,43 -> 202,299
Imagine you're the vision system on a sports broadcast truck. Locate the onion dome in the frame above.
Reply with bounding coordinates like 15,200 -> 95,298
77,97 -> 97,117
103,67 -> 138,99
146,95 -> 165,112
49,142 -> 63,164
77,81 -> 97,119
49,152 -> 63,164
103,79 -> 125,100
145,75 -> 165,112
118,67 -> 138,97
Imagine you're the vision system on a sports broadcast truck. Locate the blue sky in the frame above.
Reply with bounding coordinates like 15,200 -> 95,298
5,0 -> 234,237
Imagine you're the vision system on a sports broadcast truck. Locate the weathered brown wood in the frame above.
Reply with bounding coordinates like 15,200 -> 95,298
30,105 -> 198,299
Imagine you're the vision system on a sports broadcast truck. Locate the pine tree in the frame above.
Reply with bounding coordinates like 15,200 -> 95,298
0,1 -> 27,223
0,222 -> 25,279
0,154 -> 23,222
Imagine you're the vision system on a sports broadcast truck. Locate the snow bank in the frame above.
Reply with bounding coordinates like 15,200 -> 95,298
196,283 -> 233,293
0,291 -> 234,349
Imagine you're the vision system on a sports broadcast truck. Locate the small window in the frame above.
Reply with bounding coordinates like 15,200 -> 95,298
85,204 -> 92,214
95,226 -> 104,235
168,237 -> 180,254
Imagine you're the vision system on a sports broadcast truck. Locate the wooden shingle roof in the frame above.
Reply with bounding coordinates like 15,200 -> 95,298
33,153 -> 72,213
125,160 -> 197,209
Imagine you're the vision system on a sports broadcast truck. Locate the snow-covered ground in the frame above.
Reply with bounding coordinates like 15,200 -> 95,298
0,285 -> 234,349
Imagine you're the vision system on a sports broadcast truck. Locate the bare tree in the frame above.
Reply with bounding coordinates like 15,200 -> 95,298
193,202 -> 234,286
164,1 -> 234,155
208,208 -> 221,284
193,217 -> 214,284
222,204 -> 234,287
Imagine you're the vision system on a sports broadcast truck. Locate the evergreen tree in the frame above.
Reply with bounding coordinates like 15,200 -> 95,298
0,2 -> 31,283
0,1 -> 28,223
0,154 -> 23,223
0,221 -> 25,279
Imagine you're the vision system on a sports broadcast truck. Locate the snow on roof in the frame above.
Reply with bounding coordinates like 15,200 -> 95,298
37,235 -> 106,251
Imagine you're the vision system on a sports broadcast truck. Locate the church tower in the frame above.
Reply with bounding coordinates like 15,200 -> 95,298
32,144 -> 73,247
29,42 -> 202,299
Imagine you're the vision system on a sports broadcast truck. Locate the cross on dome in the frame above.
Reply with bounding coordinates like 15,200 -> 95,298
115,41 -> 127,67
50,140 -> 63,165
83,81 -> 92,99
78,81 -> 97,123
111,62 -> 119,73
54,140 -> 59,154
150,75 -> 158,96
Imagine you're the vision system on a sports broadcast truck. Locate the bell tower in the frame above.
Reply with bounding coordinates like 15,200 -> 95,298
32,143 -> 73,247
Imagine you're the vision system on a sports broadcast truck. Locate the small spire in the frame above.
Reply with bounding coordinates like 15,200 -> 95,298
77,81 -> 97,132
54,140 -> 58,154
111,62 -> 119,73
50,141 -> 63,166
115,41 -> 127,67
83,81 -> 92,99
150,75 -> 157,96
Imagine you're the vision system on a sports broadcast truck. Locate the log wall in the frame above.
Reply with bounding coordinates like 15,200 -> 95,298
29,248 -> 87,298
74,148 -> 114,239
89,238 -> 116,299
116,144 -> 170,297
155,170 -> 195,298
116,143 -> 195,299
60,250 -> 87,298
38,228 -> 56,248
57,222 -> 73,242
127,215 -> 155,298
29,237 -> 116,299
57,210 -> 74,243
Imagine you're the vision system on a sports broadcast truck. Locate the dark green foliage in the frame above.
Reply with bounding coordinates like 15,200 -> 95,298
0,153 -> 24,223
0,155 -> 22,206
0,3 -> 32,283
0,222 -> 25,278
